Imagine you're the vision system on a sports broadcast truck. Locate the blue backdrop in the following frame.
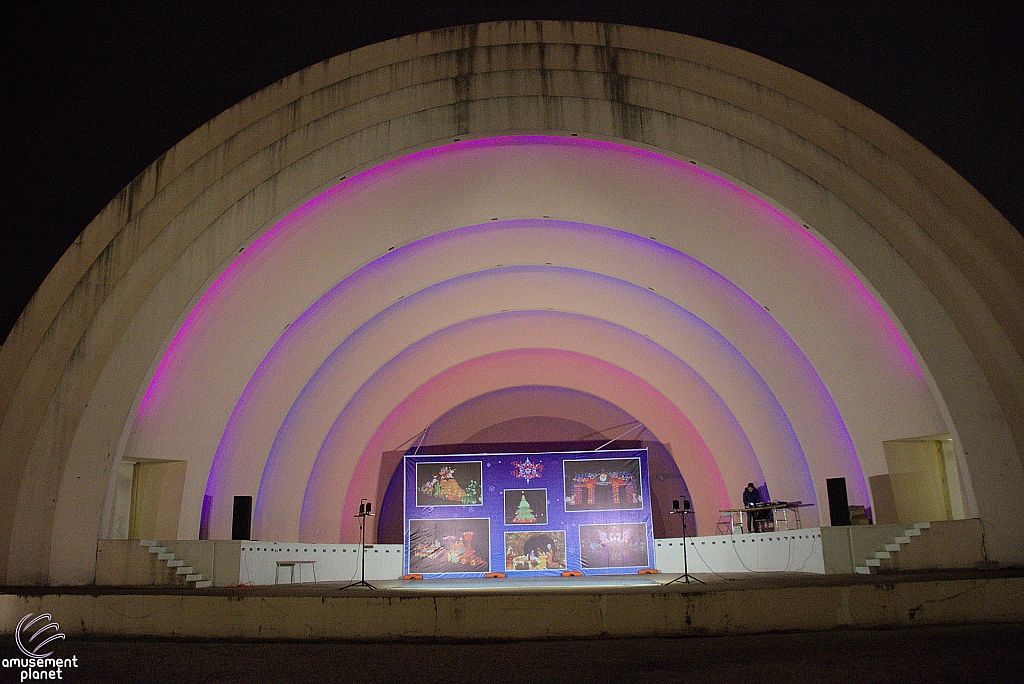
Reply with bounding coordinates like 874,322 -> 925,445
404,449 -> 654,578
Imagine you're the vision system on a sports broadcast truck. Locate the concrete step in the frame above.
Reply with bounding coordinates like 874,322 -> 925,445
167,560 -> 185,568
855,566 -> 876,575
904,528 -> 922,537
147,546 -> 167,554
875,551 -> 892,559
193,580 -> 213,589
865,558 -> 881,567
157,552 -> 176,561
913,521 -> 932,529
894,536 -> 912,544
884,544 -> 902,552
139,540 -> 159,547
175,566 -> 195,575
185,573 -> 204,582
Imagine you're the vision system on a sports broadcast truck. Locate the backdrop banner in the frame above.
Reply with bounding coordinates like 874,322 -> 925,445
404,449 -> 654,578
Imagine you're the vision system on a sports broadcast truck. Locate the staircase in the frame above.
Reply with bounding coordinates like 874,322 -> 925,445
855,521 -> 931,575
140,540 -> 213,588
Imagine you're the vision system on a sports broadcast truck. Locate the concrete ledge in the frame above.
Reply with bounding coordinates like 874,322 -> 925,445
2,575 -> 1021,640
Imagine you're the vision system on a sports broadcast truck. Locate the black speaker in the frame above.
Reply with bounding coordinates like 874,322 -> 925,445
826,477 -> 851,526
232,495 -> 252,540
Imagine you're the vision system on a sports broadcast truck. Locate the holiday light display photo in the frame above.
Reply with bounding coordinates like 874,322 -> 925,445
504,489 -> 548,525
504,531 -> 567,571
407,518 -> 491,574
563,457 -> 643,512
415,461 -> 483,507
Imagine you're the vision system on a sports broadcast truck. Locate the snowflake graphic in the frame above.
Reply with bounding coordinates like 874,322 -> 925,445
511,457 -> 544,483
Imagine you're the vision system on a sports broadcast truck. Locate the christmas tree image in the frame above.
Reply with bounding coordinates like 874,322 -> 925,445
512,493 -> 537,523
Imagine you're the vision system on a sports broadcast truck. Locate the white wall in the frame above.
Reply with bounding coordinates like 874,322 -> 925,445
655,531 -> 825,575
239,542 -> 404,585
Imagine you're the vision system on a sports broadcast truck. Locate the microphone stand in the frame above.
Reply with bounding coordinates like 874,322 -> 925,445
341,499 -> 377,590
666,500 -> 705,585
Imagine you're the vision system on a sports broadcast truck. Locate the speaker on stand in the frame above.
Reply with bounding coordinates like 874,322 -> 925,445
666,499 -> 705,585
341,499 -> 377,590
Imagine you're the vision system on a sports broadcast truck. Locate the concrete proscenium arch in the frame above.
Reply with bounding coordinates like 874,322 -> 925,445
420,386 -> 647,447
290,311 -> 780,543
205,219 -> 866,542
328,349 -> 732,541
1,21 -> 1020,585
411,387 -> 643,446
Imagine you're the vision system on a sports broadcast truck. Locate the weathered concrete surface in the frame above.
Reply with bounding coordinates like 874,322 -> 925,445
2,573 -> 1021,641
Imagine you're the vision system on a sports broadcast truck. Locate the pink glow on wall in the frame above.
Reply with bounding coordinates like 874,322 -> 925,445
129,135 -> 900,537
304,346 -> 734,542
148,135 -> 917,422
206,224 -> 868,528
209,220 -> 839,497
147,135 -> 917,423
251,269 -> 812,512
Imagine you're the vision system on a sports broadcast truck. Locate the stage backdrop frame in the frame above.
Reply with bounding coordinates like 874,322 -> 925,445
404,449 -> 654,578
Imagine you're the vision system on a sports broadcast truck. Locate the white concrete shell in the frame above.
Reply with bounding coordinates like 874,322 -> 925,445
1,21 -> 1020,585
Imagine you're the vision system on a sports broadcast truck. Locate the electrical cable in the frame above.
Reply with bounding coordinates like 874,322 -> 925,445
578,420 -> 642,441
683,537 -> 737,581
595,422 -> 644,450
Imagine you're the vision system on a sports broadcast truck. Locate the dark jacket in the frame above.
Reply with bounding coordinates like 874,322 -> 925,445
743,487 -> 761,507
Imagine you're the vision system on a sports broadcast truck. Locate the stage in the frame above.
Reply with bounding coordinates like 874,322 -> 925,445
90,519 -> 988,591
1,518 -> 1002,641
2,568 -> 1022,642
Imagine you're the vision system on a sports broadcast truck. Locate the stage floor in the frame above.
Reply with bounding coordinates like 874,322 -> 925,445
15,566 -> 1019,597
382,573 -> 665,592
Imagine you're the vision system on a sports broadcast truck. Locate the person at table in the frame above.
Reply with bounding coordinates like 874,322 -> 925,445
743,482 -> 762,532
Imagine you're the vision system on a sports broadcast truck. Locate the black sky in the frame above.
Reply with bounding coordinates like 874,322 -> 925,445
3,2 -> 1022,341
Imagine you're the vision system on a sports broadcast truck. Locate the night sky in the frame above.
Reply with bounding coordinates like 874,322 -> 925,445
3,2 -> 1021,341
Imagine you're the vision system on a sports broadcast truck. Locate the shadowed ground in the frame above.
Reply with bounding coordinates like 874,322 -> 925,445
1,622 -> 1021,683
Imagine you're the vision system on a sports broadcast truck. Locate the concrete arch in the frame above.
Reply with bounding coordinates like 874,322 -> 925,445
229,266 -> 842,544
0,21 -> 1019,584
257,308 -> 764,542
399,386 -> 645,447
287,306 -> 813,542
204,219 -> 881,543
318,347 -> 733,540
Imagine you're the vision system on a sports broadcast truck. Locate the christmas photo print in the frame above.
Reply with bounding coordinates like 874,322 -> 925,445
503,488 -> 548,525
579,523 -> 650,569
416,461 -> 483,507
504,531 -> 567,571
407,518 -> 490,574
563,457 -> 643,511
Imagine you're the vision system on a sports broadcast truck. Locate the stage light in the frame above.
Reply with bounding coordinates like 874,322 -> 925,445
683,500 -> 691,513
672,499 -> 680,511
